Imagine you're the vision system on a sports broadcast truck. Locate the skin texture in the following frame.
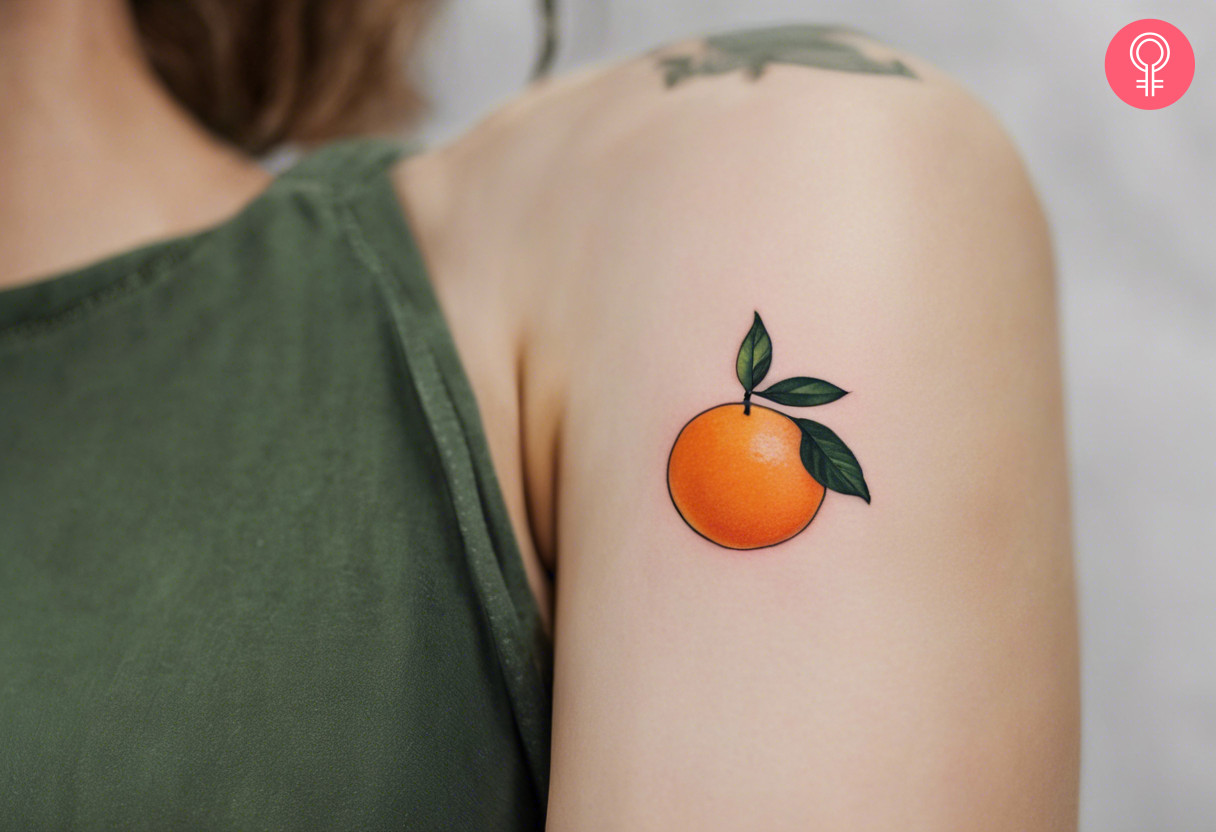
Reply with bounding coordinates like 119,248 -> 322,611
3,7 -> 1079,829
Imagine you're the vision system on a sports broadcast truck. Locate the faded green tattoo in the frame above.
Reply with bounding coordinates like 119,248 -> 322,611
657,24 -> 917,87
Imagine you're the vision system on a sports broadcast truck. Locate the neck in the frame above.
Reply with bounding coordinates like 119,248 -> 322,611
0,0 -> 271,290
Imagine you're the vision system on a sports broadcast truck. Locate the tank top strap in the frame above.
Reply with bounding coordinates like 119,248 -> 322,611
288,134 -> 556,803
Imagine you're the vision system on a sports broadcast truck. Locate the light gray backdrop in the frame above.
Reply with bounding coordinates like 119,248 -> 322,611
411,2 -> 1216,829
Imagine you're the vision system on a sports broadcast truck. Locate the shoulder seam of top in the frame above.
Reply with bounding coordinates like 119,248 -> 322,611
276,137 -> 412,198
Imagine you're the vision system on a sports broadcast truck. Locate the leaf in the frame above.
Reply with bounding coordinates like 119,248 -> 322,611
735,312 -> 772,393
755,377 -> 848,407
795,418 -> 870,503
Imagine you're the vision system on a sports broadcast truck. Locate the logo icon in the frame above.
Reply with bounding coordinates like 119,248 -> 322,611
1106,20 -> 1194,109
1130,32 -> 1169,97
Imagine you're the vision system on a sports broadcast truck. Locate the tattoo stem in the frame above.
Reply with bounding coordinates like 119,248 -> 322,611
743,391 -> 752,415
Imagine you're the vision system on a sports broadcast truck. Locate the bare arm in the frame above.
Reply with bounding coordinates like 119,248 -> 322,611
533,28 -> 1078,830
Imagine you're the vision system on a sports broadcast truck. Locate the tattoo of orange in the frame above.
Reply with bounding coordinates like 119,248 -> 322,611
667,312 -> 870,550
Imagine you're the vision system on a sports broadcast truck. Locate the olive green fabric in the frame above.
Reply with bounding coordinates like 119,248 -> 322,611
0,138 -> 552,829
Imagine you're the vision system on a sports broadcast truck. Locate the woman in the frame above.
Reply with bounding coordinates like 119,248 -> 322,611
0,0 -> 1079,829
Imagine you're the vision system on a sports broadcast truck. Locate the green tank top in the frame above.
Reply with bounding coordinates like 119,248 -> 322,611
0,138 -> 552,829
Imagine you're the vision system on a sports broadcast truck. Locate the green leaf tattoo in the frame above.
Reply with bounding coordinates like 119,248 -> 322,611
657,24 -> 917,87
755,377 -> 848,407
795,418 -> 871,503
735,312 -> 772,396
667,311 -> 870,550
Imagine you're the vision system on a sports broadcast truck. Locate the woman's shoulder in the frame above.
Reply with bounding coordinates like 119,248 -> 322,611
397,22 -> 1037,303
393,22 -> 1045,365
390,23 -> 1052,569
415,31 -> 1075,826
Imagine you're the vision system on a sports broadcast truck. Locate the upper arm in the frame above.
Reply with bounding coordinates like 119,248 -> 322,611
538,30 -> 1078,830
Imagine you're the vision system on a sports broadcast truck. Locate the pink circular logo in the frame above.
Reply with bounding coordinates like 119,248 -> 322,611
1106,19 -> 1195,109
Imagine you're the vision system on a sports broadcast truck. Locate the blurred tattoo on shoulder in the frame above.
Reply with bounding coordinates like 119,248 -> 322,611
656,25 -> 918,87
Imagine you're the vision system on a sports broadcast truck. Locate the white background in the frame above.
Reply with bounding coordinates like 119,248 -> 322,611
411,2 -> 1216,828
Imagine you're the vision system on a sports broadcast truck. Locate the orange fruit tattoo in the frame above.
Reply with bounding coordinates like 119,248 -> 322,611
667,313 -> 870,550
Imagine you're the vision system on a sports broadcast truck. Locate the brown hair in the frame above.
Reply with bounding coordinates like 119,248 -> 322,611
131,0 -> 433,155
